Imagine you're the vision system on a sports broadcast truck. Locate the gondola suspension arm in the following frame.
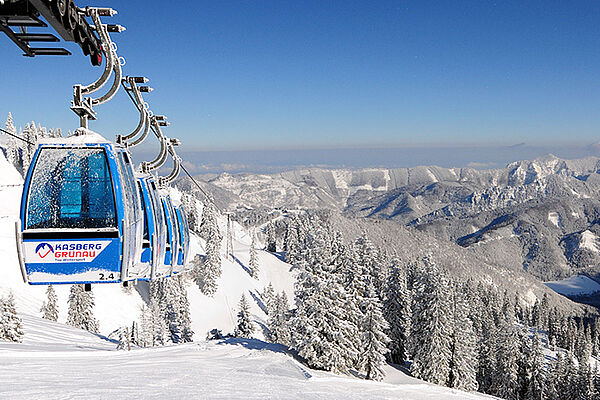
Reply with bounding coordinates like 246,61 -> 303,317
79,8 -> 117,95
119,76 -> 152,146
159,150 -> 181,188
141,120 -> 169,173
70,7 -> 124,129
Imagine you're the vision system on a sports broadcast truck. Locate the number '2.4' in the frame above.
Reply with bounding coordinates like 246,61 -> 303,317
98,273 -> 115,280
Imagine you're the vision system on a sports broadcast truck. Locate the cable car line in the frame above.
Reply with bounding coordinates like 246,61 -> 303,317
0,127 -> 35,145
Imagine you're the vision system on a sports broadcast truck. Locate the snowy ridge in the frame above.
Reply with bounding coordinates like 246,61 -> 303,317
207,154 -> 600,211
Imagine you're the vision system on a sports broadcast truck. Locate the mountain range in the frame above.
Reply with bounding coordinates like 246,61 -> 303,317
183,154 -> 600,287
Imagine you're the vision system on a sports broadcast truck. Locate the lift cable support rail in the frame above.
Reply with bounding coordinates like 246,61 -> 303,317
0,0 -> 121,65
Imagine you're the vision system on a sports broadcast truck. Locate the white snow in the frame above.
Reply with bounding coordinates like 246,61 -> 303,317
331,169 -> 352,190
425,168 -> 438,183
547,212 -> 560,228
0,154 -> 23,186
38,128 -> 111,144
0,154 -> 490,399
0,314 -> 490,399
579,230 -> 599,252
545,275 -> 600,296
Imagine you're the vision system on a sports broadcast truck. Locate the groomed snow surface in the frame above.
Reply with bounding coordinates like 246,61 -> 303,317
0,154 -> 490,399
0,314 -> 491,400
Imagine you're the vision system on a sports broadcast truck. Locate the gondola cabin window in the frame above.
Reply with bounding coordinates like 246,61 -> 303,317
25,147 -> 117,229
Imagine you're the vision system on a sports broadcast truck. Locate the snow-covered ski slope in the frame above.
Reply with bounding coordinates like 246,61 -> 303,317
0,154 -> 491,399
0,314 -> 492,399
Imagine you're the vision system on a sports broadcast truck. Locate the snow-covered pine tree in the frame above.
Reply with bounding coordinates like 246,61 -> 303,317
409,255 -> 452,386
148,302 -> 165,347
544,351 -> 562,400
332,229 -> 365,367
130,321 -> 139,346
40,285 -> 59,322
193,202 -> 222,294
284,216 -> 301,264
141,297 -> 168,347
561,351 -> 578,400
0,293 -> 24,342
383,259 -> 411,364
501,290 -> 514,322
359,282 -> 390,381
575,322 -> 593,364
516,329 -> 533,400
3,112 -> 20,171
526,331 -> 546,400
267,291 -> 291,346
138,304 -> 152,347
262,282 -> 276,315
513,294 -> 525,325
234,293 -> 254,338
166,301 -> 181,344
538,293 -> 550,331
490,316 -> 520,400
248,229 -> 259,279
37,123 -> 47,140
299,223 -> 332,268
592,363 -> 600,399
66,284 -> 99,333
48,127 -> 62,138
353,232 -> 384,298
164,280 -> 181,344
198,201 -> 222,242
181,193 -> 199,233
225,214 -> 234,261
447,281 -> 478,391
4,112 -> 15,136
592,321 -> 600,357
149,278 -> 185,344
116,326 -> 130,350
190,255 -> 215,296
574,359 -> 596,400
290,226 -> 355,373
175,275 -> 194,343
265,223 -> 277,252
470,282 -> 500,393
21,122 -> 38,172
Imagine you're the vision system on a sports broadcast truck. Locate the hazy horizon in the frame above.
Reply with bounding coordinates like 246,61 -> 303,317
132,141 -> 600,175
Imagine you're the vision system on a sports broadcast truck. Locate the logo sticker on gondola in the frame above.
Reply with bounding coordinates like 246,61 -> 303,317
35,243 -> 54,258
27,241 -> 110,263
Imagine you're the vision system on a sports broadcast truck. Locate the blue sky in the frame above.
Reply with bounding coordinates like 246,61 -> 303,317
2,1 -> 600,157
